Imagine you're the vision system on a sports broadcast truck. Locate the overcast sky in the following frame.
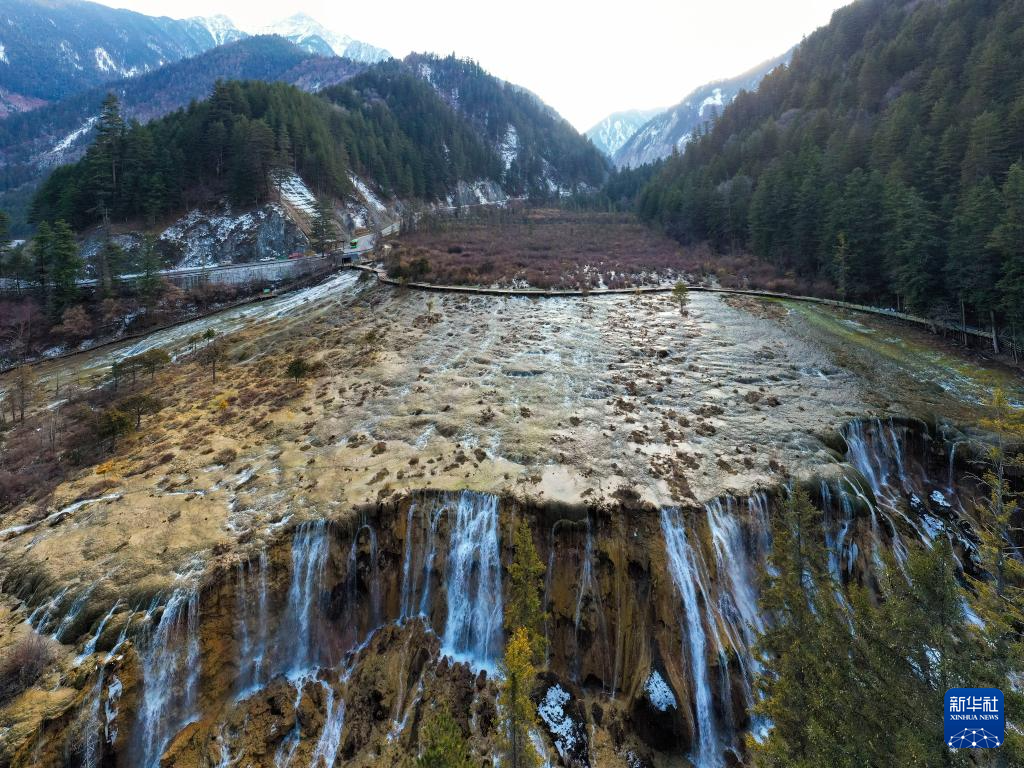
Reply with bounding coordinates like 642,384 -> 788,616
102,0 -> 852,131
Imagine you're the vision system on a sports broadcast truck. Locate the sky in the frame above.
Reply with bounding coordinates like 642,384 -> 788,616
101,0 -> 853,131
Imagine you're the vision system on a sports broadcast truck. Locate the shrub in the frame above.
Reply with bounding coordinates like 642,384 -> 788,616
286,358 -> 311,380
0,633 -> 55,705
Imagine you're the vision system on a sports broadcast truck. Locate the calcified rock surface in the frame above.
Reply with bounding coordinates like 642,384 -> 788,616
0,272 -> 1017,767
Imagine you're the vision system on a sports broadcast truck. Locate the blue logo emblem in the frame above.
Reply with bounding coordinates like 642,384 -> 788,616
945,688 -> 1004,748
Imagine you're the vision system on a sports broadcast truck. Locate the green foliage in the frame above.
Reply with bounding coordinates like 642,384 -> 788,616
637,0 -> 1024,329
415,704 -> 474,768
285,357 -> 310,380
498,627 -> 540,768
504,518 -> 547,665
751,486 -> 1007,767
671,280 -> 689,312
310,199 -> 339,256
30,219 -> 84,317
98,407 -> 134,448
117,393 -> 161,428
31,83 -> 351,229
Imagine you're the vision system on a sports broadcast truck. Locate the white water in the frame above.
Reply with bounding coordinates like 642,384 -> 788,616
441,491 -> 503,670
133,589 -> 201,768
311,682 -> 346,767
282,521 -> 330,678
660,507 -> 721,768
76,600 -> 121,665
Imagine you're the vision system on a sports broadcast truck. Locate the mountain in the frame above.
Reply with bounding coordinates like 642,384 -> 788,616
636,0 -> 1024,335
585,108 -> 662,158
406,53 -> 609,197
31,55 -> 612,231
261,13 -> 391,64
0,0 -> 245,108
612,52 -> 791,169
0,36 -> 367,235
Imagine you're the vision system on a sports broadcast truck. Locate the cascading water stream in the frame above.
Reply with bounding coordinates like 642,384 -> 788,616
132,589 -> 201,768
573,519 -> 612,688
441,491 -> 503,670
660,507 -> 721,768
282,520 -> 329,678
706,497 -> 763,705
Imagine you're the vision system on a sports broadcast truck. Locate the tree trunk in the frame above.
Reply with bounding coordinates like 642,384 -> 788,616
990,310 -> 999,355
960,298 -> 967,347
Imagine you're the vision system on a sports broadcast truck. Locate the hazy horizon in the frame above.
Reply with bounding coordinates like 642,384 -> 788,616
98,0 -> 853,130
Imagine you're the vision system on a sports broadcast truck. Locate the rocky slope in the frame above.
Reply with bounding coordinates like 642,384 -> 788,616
585,108 -> 663,158
0,274 -> 1015,766
612,52 -> 791,169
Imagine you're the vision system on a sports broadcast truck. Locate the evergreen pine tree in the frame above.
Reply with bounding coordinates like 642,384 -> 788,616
498,627 -> 540,768
415,704 -> 474,768
504,518 -> 547,665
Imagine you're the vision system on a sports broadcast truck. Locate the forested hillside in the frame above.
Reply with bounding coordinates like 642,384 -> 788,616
406,54 -> 609,197
0,37 -> 368,236
637,0 -> 1024,338
320,63 -> 500,200
29,53 -> 610,232
30,82 -> 356,229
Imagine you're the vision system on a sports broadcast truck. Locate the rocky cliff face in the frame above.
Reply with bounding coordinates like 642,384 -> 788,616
80,203 -> 310,273
0,416 -> 985,768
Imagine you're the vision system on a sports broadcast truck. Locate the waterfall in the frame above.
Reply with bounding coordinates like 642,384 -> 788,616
398,498 -> 446,622
311,682 -> 346,768
282,520 -> 330,678
573,519 -> 611,688
660,507 -> 721,768
81,668 -> 106,768
399,501 -> 418,621
51,581 -> 100,642
235,550 -> 270,695
133,589 -> 201,768
346,524 -> 382,633
441,491 -> 503,670
76,600 -> 120,665
706,498 -> 762,685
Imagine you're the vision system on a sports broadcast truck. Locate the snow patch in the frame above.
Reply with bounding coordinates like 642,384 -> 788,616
499,125 -> 519,170
349,175 -> 386,213
46,115 -> 99,163
537,684 -> 582,763
276,173 -> 318,220
93,47 -> 116,73
644,670 -> 677,711
698,87 -> 724,118
0,44 -> 8,64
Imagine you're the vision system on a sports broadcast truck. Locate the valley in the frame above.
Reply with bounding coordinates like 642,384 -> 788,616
0,260 -> 1019,765
0,0 -> 1022,766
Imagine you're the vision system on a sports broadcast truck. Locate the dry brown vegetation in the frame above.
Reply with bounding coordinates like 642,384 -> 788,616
392,205 -> 841,295
0,633 -> 55,705
394,206 -> 692,290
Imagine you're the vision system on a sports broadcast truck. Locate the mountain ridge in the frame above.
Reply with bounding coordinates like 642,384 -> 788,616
613,51 -> 792,168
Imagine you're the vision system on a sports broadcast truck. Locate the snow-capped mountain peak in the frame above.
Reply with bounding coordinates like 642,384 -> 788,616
261,13 -> 391,63
585,108 -> 663,158
190,15 -> 244,46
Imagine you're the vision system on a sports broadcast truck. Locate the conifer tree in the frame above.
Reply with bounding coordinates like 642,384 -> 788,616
49,221 -> 83,316
310,199 -> 340,257
504,518 -> 547,664
498,627 -> 540,768
994,163 -> 1024,346
415,704 -> 474,768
